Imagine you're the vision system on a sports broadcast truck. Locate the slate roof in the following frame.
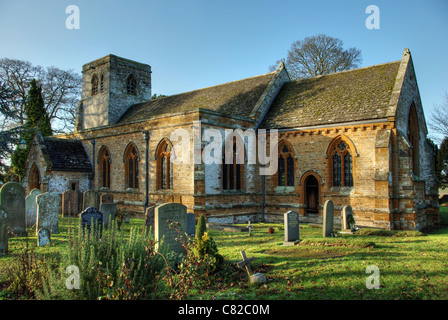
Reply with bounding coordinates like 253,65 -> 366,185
43,137 -> 92,172
260,61 -> 401,129
117,72 -> 277,124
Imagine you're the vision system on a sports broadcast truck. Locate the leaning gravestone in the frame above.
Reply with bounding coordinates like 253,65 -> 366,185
80,207 -> 103,234
99,203 -> 116,228
154,203 -> 187,254
323,200 -> 335,237
25,188 -> 42,227
36,192 -> 60,234
62,189 -> 80,217
145,206 -> 155,235
0,206 -> 8,256
37,228 -> 51,247
83,189 -> 100,210
0,182 -> 26,236
283,210 -> 301,245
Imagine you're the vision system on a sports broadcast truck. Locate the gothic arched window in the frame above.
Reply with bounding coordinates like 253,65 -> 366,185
277,141 -> 295,187
222,137 -> 244,191
124,143 -> 139,189
29,164 -> 41,191
408,102 -> 420,176
98,146 -> 111,188
91,74 -> 99,95
156,139 -> 173,190
329,139 -> 354,188
126,74 -> 137,95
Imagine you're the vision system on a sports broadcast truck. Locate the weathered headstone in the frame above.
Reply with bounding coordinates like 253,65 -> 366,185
25,188 -> 42,227
99,202 -> 116,227
0,206 -> 8,256
37,228 -> 51,247
145,205 -> 155,235
100,193 -> 114,204
154,203 -> 187,254
36,192 -> 60,234
83,189 -> 99,210
62,189 -> 80,217
80,207 -> 103,234
186,212 -> 195,236
341,205 -> 354,232
323,200 -> 335,237
283,210 -> 301,245
0,182 -> 26,236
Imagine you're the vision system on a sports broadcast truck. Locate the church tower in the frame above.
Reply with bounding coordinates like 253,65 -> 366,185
76,55 -> 152,130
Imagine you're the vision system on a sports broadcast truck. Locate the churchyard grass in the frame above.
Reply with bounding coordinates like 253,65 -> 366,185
1,214 -> 448,300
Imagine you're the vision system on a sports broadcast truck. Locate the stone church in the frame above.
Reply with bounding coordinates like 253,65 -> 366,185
22,49 -> 440,231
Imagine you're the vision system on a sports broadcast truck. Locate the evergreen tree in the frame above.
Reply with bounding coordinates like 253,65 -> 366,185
11,79 -> 52,178
437,137 -> 448,189
195,214 -> 207,241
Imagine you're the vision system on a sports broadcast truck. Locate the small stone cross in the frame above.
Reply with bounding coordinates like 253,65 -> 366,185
247,221 -> 253,236
237,250 -> 254,276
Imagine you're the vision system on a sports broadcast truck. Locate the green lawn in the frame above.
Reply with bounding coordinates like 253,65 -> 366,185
1,212 -> 448,300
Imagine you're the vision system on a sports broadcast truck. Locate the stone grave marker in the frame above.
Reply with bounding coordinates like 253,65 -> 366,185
154,203 -> 187,254
83,189 -> 99,210
62,189 -> 80,217
0,206 -> 8,256
186,212 -> 195,236
99,202 -> 116,228
283,210 -> 301,245
80,207 -> 103,234
341,205 -> 355,233
100,193 -> 114,204
237,250 -> 266,284
36,192 -> 60,234
145,205 -> 155,235
37,228 -> 51,247
323,200 -> 335,237
25,188 -> 42,227
0,182 -> 26,236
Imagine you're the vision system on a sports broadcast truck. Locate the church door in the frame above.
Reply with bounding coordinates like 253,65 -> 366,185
29,164 -> 41,191
305,175 -> 319,214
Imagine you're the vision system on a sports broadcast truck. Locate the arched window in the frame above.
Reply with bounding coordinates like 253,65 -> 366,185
222,137 -> 244,191
408,102 -> 420,176
277,141 -> 295,187
156,139 -> 173,190
124,143 -> 139,189
100,74 -> 104,93
126,74 -> 137,95
91,74 -> 99,95
329,138 -> 354,188
29,164 -> 41,191
98,146 -> 111,188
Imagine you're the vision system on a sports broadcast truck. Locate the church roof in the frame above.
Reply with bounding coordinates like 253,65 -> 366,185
259,60 -> 401,129
42,137 -> 92,172
117,71 -> 277,123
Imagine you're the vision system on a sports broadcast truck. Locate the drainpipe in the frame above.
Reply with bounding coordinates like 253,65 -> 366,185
90,139 -> 95,189
142,131 -> 150,215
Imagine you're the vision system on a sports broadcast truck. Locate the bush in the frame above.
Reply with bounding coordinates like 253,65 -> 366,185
39,221 -> 171,300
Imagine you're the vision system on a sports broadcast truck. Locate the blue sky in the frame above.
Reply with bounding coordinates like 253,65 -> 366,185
0,0 -> 447,138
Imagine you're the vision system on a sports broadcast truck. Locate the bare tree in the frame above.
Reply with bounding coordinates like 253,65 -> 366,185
270,34 -> 362,80
430,91 -> 448,140
0,58 -> 81,133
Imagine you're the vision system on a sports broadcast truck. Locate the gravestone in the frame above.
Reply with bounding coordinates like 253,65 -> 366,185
37,228 -> 51,247
36,192 -> 60,234
80,207 -> 103,234
154,203 -> 187,254
62,189 -> 80,217
99,203 -> 116,228
100,193 -> 114,204
0,182 -> 26,236
323,200 -> 335,237
83,189 -> 99,210
283,210 -> 301,245
0,206 -> 8,256
25,188 -> 42,227
145,206 -> 155,235
186,212 -> 195,236
341,205 -> 354,232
